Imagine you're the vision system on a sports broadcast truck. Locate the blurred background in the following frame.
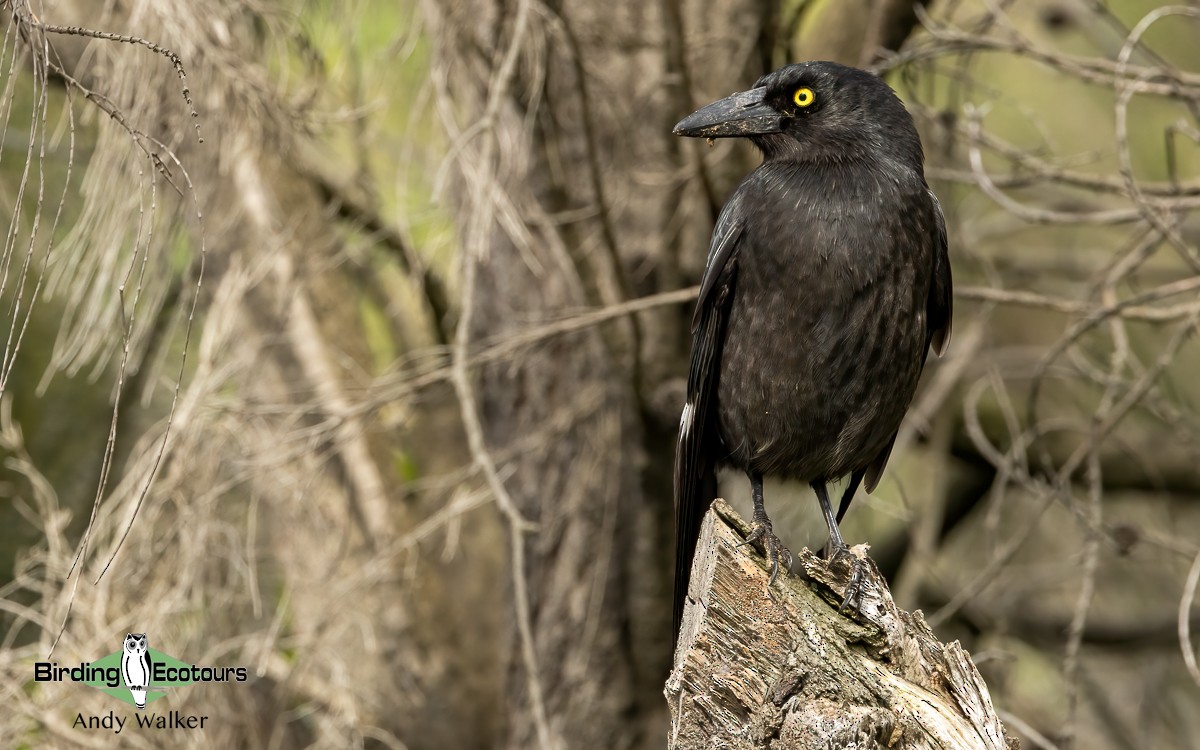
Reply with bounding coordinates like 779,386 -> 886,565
1,0 -> 1198,748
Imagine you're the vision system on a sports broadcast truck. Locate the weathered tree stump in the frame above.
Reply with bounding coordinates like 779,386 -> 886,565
666,500 -> 1018,750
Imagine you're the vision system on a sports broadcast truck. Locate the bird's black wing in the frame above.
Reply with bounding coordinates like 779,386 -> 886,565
860,188 -> 953,497
673,192 -> 744,640
926,190 -> 953,356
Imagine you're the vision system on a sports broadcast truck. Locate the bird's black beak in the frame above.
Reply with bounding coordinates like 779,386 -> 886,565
673,87 -> 782,138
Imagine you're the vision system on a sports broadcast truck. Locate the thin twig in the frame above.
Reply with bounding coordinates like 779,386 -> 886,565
426,0 -> 555,746
24,16 -> 202,141
1180,549 -> 1200,688
1060,449 -> 1103,749
956,280 -> 1200,322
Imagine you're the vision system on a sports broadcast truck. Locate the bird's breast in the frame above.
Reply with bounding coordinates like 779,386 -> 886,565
714,167 -> 932,480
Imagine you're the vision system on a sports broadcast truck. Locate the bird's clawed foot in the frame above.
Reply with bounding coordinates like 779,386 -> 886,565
826,542 -> 866,614
741,520 -> 794,585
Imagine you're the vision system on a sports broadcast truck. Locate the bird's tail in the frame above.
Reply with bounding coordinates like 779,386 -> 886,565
672,438 -> 717,645
673,300 -> 727,648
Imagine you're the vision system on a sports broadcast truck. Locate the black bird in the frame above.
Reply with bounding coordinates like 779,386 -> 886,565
672,62 -> 952,637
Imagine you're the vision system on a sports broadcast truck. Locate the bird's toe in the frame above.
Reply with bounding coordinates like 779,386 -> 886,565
839,566 -> 866,613
827,545 -> 866,614
740,521 -> 792,584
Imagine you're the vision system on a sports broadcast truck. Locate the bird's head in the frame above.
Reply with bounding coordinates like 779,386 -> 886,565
673,61 -> 922,167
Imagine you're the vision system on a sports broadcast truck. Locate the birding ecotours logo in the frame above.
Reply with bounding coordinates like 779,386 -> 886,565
33,632 -> 249,709
120,633 -> 153,709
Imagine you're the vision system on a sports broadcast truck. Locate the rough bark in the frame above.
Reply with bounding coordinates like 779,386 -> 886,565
667,500 -> 1018,750
427,0 -> 777,746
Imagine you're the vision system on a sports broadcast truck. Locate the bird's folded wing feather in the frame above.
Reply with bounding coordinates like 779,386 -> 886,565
691,191 -> 748,334
862,188 -> 954,495
928,190 -> 953,356
674,196 -> 744,638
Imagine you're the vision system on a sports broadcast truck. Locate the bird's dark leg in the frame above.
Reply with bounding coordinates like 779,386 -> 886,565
740,470 -> 792,584
817,469 -> 866,556
812,479 -> 865,613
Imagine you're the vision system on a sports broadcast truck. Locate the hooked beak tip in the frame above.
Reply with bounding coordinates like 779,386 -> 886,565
672,86 -> 781,139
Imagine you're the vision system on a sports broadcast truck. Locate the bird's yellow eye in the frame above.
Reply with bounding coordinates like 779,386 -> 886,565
793,87 -> 815,108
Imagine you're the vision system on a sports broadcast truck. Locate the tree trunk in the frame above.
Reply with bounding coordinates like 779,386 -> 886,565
424,0 -> 775,746
668,500 -> 1018,750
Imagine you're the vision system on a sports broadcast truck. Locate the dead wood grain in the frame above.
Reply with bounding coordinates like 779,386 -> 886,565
666,499 -> 1018,750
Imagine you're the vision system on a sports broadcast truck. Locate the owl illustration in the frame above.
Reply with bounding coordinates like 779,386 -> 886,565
120,633 -> 153,710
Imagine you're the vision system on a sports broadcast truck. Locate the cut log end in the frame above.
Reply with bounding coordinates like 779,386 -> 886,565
666,499 -> 1019,750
